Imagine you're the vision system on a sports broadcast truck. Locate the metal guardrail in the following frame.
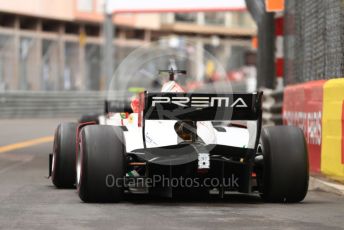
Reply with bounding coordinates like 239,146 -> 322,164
262,88 -> 283,125
0,91 -> 108,118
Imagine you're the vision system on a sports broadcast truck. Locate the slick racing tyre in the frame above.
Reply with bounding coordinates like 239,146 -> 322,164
77,125 -> 125,203
78,114 -> 100,124
258,126 -> 309,203
52,122 -> 78,188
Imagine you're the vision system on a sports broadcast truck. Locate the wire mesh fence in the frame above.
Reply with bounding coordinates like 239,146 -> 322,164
284,0 -> 344,85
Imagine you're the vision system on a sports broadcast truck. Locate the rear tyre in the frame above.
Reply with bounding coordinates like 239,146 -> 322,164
77,125 -> 125,203
52,122 -> 78,188
258,126 -> 309,203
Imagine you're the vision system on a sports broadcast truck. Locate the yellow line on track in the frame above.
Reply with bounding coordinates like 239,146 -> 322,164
0,136 -> 54,153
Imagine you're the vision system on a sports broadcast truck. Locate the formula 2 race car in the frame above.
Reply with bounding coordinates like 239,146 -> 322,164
49,69 -> 309,203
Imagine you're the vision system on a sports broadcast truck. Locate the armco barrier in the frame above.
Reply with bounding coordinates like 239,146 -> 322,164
262,88 -> 283,125
283,80 -> 326,173
0,91 -> 107,118
321,79 -> 344,181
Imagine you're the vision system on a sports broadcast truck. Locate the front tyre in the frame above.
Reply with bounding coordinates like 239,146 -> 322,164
258,126 -> 309,203
52,122 -> 78,188
77,125 -> 125,203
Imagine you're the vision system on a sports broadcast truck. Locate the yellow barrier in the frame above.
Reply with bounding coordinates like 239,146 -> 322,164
321,79 -> 344,181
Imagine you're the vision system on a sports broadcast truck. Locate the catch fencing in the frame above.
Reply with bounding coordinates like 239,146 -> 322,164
284,0 -> 344,85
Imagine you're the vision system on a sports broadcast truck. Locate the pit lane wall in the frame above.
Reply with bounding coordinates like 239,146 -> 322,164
283,79 -> 344,181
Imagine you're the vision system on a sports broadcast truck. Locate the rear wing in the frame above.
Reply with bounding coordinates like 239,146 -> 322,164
143,92 -> 263,121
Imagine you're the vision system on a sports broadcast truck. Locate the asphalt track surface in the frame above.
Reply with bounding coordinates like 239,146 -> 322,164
0,118 -> 344,230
